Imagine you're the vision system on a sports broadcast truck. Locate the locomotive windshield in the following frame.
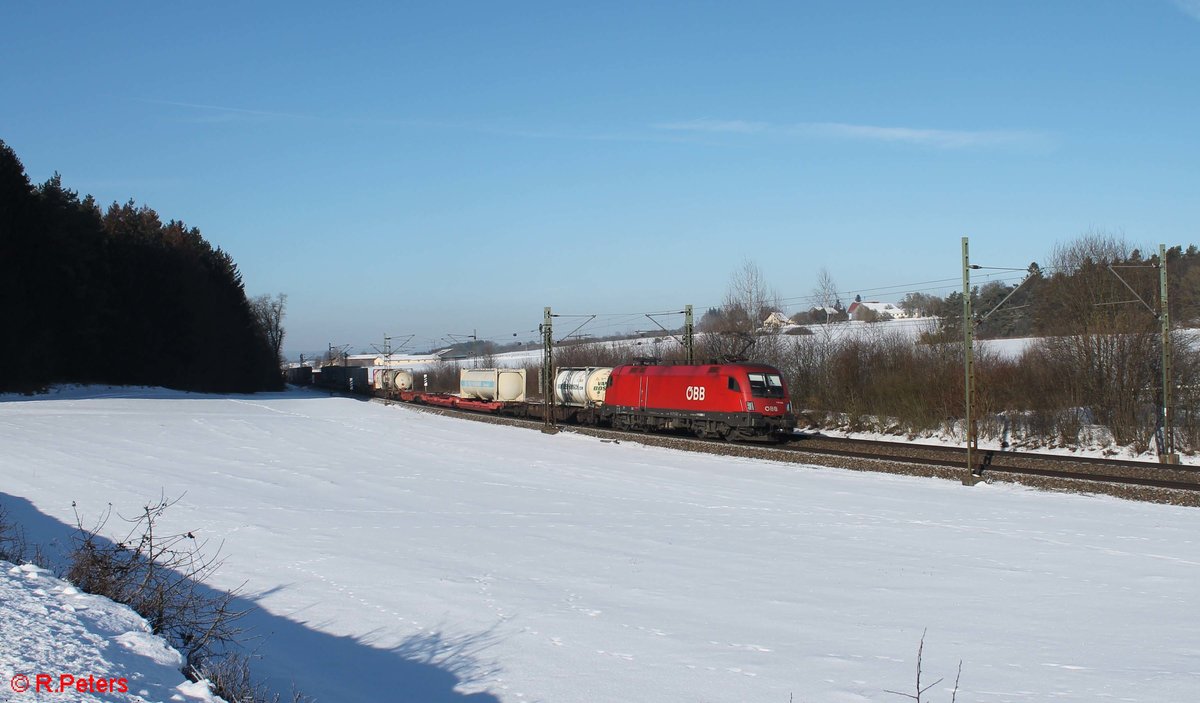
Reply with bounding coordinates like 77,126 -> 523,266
746,372 -> 785,399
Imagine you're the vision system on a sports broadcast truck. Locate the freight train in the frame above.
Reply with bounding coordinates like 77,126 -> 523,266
308,361 -> 796,441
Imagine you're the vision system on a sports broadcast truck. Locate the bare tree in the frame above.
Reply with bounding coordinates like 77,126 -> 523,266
812,266 -> 841,321
1030,231 -> 1161,446
700,261 -> 783,362
1036,230 -> 1155,337
251,293 -> 287,365
724,259 -> 781,326
900,291 -> 943,319
1048,230 -> 1132,276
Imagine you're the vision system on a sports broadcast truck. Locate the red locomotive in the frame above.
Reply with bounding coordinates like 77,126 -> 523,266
600,362 -> 795,440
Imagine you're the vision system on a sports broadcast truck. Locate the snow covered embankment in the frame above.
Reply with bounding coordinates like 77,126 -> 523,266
0,561 -> 224,703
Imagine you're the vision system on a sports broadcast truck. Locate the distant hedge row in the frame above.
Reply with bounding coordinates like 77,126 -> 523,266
0,140 -> 282,393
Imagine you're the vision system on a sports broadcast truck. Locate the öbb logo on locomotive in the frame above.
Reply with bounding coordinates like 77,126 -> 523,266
685,386 -> 707,401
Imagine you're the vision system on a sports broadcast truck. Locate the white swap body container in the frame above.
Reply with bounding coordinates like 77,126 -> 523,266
460,368 -> 527,402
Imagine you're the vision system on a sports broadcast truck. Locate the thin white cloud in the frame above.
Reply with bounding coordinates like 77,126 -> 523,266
355,118 -> 699,145
654,119 -> 770,134
140,99 -> 1043,150
656,118 -> 1048,149
1172,0 -> 1200,21
793,122 -> 1044,148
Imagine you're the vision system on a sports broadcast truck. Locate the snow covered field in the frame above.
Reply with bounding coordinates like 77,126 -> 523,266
1,387 -> 1198,702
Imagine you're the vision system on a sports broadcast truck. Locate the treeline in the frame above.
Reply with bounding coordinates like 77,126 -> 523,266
770,328 -> 1200,452
781,235 -> 1200,452
0,140 -> 282,393
902,239 -> 1200,341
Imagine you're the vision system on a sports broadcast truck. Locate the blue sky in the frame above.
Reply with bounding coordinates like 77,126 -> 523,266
4,1 -> 1198,356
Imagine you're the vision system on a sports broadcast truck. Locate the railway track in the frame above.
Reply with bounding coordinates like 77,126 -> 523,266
375,396 -> 1200,507
783,433 -> 1200,493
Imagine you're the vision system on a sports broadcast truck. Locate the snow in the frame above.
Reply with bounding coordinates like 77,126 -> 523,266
804,424 -> 1199,465
783,316 -> 939,340
2,386 -> 1199,702
0,561 -> 225,702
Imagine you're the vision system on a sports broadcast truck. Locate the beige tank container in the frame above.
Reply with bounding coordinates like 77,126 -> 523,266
554,367 -> 613,406
459,368 -> 527,402
390,369 -> 414,391
373,369 -> 389,390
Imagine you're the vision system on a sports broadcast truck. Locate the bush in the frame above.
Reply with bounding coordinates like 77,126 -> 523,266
0,504 -> 29,564
66,495 -> 247,673
193,652 -> 314,703
776,321 -> 1200,454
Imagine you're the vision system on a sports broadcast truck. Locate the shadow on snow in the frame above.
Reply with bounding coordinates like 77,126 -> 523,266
1,492 -> 502,703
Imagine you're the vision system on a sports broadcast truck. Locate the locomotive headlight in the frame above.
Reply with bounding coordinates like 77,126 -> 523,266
746,401 -> 755,412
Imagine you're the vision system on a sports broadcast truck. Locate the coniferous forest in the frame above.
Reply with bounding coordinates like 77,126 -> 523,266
0,140 -> 282,393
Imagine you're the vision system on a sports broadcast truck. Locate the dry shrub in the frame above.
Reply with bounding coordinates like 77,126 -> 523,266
554,340 -> 639,368
779,330 -> 960,435
0,504 -> 29,564
420,360 -> 461,393
66,495 -> 247,672
775,317 -> 1200,454
193,652 -> 314,703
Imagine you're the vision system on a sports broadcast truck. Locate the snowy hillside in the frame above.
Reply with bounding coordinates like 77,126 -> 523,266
0,561 -> 224,702
1,387 -> 1197,702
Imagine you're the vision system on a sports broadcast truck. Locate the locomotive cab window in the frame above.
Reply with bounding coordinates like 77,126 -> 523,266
727,377 -> 741,392
746,373 -> 785,398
